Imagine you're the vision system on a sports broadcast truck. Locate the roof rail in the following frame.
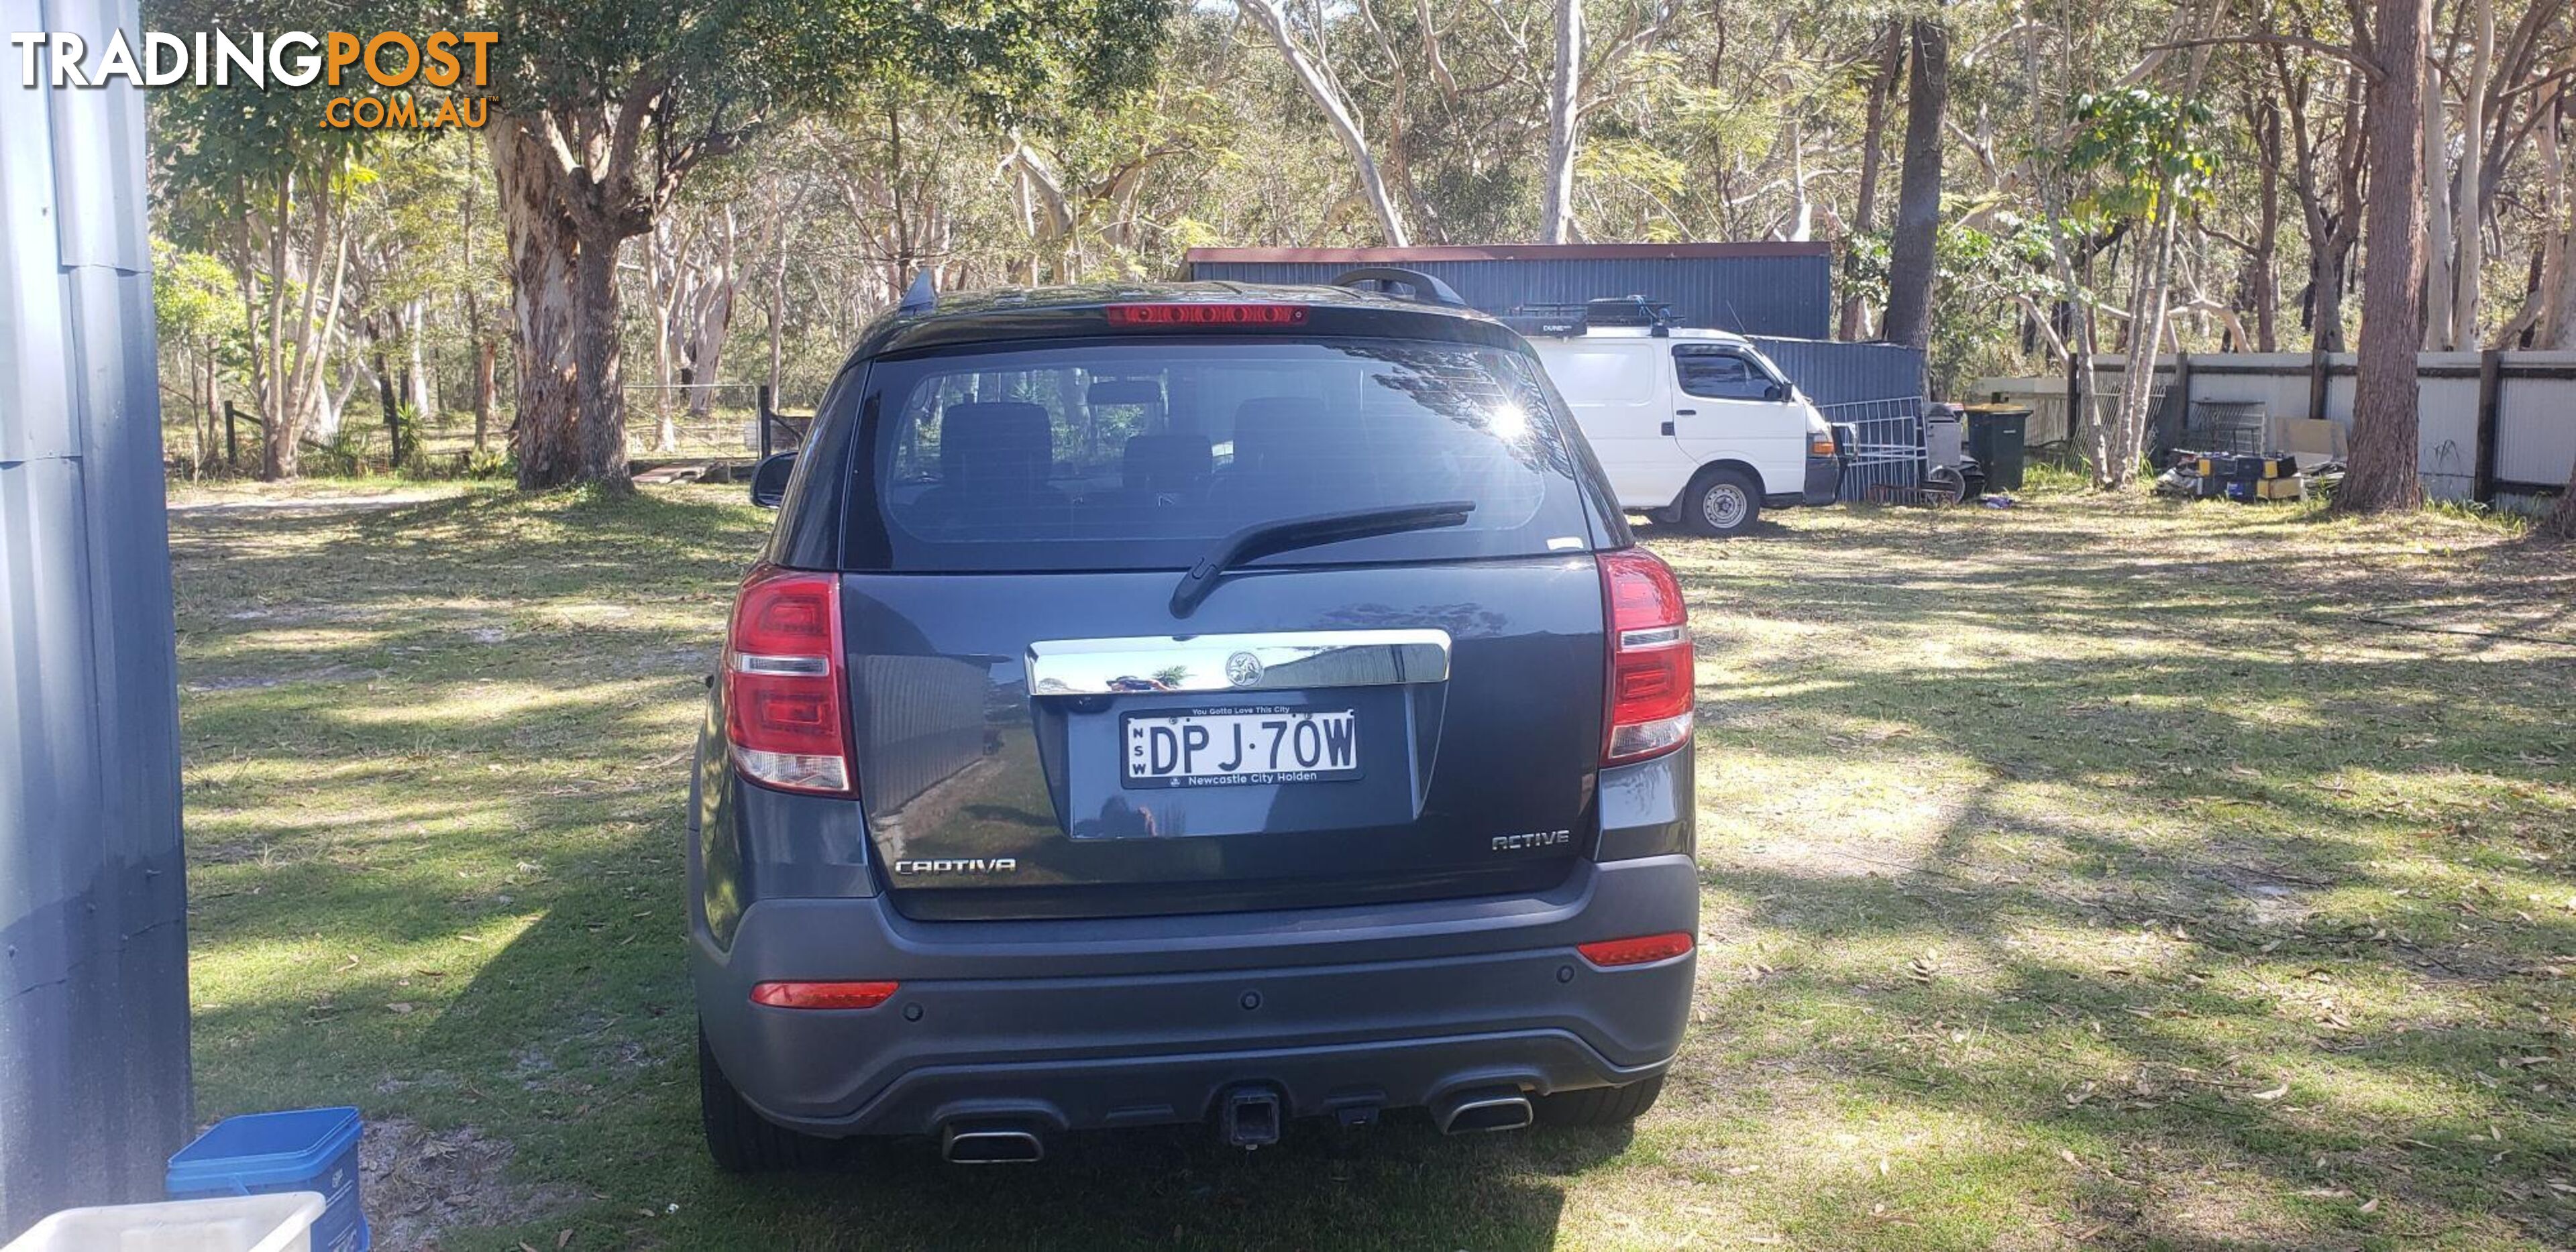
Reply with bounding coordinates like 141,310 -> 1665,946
1330,266 -> 1466,307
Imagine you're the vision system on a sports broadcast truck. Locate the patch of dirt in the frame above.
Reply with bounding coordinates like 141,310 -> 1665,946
358,1118 -> 574,1251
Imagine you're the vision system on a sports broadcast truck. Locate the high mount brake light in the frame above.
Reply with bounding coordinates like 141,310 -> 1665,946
1104,303 -> 1309,328
1597,549 -> 1693,764
723,565 -> 854,795
1577,933 -> 1695,968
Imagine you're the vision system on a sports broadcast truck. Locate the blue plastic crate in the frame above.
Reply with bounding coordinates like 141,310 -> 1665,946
167,1106 -> 369,1252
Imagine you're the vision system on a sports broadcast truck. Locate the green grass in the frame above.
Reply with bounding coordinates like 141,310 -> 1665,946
169,481 -> 2576,1250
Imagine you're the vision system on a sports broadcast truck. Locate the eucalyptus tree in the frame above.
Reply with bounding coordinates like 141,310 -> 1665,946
474,0 -> 1169,490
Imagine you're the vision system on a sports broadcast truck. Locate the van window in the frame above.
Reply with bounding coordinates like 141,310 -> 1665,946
1672,345 -> 1780,402
855,338 -> 1594,572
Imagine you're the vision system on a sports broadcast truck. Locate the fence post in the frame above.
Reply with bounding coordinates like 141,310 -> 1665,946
757,384 -> 773,460
2473,349 -> 2502,504
224,399 -> 237,470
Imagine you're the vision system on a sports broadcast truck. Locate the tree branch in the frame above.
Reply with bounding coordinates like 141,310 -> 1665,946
2145,34 -> 2383,80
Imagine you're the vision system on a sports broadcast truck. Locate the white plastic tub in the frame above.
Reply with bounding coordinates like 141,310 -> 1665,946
2,1192 -> 325,1252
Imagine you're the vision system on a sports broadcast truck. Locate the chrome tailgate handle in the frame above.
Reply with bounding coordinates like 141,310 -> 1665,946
1026,629 -> 1452,695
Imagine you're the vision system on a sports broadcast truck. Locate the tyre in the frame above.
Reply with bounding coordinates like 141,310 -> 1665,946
1537,1074 -> 1666,1127
1680,467 -> 1760,537
699,1025 -> 839,1172
1925,465 -> 1968,504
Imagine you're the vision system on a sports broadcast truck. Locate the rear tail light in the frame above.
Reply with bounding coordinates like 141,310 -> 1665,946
1578,933 -> 1695,968
1598,549 -> 1693,764
723,565 -> 853,794
1104,303 -> 1308,328
749,980 -> 899,1010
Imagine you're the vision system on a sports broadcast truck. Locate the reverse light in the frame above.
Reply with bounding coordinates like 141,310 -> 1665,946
1577,932 -> 1695,968
723,565 -> 853,795
1104,303 -> 1308,328
1597,549 -> 1694,764
749,980 -> 900,1011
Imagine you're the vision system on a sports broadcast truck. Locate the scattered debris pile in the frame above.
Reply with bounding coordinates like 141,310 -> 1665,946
2153,451 -> 2328,504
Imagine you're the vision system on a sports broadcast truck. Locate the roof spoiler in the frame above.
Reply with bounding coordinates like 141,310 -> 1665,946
1330,267 -> 1466,308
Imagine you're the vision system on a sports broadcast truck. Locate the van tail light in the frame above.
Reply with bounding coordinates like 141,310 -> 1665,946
1597,549 -> 1693,764
1577,932 -> 1695,968
723,565 -> 853,795
749,980 -> 899,1010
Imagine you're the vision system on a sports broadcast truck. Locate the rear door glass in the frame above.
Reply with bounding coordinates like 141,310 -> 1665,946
857,339 -> 1595,571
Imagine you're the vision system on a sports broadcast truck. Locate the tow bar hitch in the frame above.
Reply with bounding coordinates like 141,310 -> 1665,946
1218,1085 -> 1283,1150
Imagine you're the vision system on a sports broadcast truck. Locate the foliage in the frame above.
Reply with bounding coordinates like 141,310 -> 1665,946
2065,88 -> 2220,227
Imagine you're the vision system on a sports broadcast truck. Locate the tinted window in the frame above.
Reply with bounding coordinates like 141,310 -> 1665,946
857,339 -> 1594,572
1674,346 -> 1780,402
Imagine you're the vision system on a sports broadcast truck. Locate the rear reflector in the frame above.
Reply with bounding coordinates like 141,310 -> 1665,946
1597,549 -> 1694,764
749,980 -> 900,1011
723,565 -> 854,795
1577,933 -> 1695,968
1104,303 -> 1308,328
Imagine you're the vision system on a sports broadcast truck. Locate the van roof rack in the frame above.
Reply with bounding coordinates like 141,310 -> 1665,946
1501,295 -> 1675,339
1330,267 -> 1467,307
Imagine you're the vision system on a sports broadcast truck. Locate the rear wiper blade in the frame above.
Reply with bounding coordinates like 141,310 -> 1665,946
1169,500 -> 1477,618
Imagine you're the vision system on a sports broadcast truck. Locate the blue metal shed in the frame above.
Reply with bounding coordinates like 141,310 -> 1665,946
1,0 -> 193,1237
1186,243 -> 1834,340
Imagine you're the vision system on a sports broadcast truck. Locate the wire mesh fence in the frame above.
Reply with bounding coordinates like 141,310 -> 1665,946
1821,397 -> 1925,502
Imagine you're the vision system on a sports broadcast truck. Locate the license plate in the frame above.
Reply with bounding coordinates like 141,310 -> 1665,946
1122,707 -> 1360,789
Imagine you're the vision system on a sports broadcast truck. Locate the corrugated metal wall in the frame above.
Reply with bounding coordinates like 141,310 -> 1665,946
1,0 -> 193,1236
1187,245 -> 1833,339
1744,337 -> 1926,406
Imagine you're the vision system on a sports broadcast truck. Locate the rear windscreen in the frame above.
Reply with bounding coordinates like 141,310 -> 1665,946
854,338 -> 1595,571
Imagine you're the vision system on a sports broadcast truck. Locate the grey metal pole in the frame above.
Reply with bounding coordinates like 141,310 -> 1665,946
0,0 -> 193,1237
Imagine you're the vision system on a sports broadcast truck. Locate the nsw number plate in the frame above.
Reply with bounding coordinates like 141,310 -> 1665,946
1123,707 -> 1360,789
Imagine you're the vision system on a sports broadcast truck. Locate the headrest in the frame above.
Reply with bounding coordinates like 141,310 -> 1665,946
940,402 -> 1053,484
1229,397 -> 1320,474
1124,433 -> 1212,491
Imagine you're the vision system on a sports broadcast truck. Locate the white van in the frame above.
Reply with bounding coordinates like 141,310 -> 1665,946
1522,314 -> 1842,536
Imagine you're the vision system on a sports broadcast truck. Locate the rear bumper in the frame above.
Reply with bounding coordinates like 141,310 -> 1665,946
692,854 -> 1699,1137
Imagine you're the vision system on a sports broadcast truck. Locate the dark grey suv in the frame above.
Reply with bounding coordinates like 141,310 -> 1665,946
689,272 -> 1698,1169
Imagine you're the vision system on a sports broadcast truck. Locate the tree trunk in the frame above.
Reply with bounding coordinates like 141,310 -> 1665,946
1841,22 -> 1902,339
1241,0 -> 1410,247
472,340 -> 496,452
2451,0 -> 2492,347
1882,17 -> 1947,351
491,119 -> 584,490
574,221 -> 633,491
2341,0 -> 2433,514
2420,56 -> 2455,349
2251,95 -> 2283,351
1540,0 -> 1582,244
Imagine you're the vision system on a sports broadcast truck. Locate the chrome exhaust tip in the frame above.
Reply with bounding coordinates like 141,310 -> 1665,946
941,1124 -> 1045,1163
1435,1088 -> 1535,1135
